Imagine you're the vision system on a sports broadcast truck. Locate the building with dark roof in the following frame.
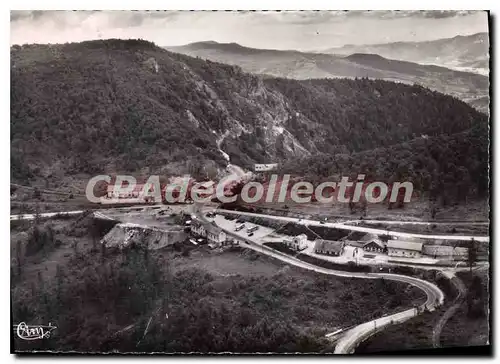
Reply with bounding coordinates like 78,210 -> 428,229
191,220 -> 226,247
359,233 -> 386,253
363,240 -> 386,253
314,239 -> 345,256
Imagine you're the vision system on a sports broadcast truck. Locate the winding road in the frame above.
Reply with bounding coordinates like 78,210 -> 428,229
194,204 -> 445,354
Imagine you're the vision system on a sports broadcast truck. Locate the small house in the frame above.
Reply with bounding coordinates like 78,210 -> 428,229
358,233 -> 386,253
284,234 -> 308,251
205,222 -> 227,246
363,241 -> 386,253
314,239 -> 345,256
283,234 -> 307,251
191,220 -> 207,237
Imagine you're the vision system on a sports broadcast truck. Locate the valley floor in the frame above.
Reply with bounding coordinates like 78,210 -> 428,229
11,216 -> 425,353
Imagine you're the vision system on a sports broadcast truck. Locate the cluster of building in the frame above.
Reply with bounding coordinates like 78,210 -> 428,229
311,233 -> 385,257
308,232 -> 469,261
190,219 -> 241,248
188,218 -> 470,262
104,176 -> 202,204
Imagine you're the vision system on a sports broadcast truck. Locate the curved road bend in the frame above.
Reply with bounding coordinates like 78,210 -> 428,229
216,208 -> 490,243
195,207 -> 444,354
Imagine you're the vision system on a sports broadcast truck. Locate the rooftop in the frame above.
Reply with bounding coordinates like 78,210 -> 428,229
205,221 -> 223,236
359,233 -> 381,243
387,240 -> 423,251
314,239 -> 345,253
107,183 -> 155,193
363,240 -> 386,249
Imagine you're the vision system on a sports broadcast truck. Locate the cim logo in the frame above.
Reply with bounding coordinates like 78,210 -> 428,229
14,322 -> 57,340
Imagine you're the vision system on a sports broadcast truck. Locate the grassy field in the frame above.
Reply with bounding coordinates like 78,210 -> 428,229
12,216 -> 425,353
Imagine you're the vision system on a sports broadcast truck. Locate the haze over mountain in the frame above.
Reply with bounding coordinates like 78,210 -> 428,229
166,39 -> 489,114
11,39 -> 488,203
320,32 -> 489,76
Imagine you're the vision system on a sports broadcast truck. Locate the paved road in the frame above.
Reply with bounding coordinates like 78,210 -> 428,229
195,205 -> 444,354
334,274 -> 442,354
216,209 -> 490,243
344,219 -> 489,226
10,210 -> 86,221
10,204 -> 168,221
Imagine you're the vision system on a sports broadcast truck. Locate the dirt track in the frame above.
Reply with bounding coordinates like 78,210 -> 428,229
432,275 -> 467,348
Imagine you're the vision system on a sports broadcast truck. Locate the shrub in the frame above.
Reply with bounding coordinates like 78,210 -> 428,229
25,224 -> 55,256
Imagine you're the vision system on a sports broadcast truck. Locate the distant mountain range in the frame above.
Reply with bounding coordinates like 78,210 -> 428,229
319,32 -> 489,76
12,39 -> 487,194
166,35 -> 489,113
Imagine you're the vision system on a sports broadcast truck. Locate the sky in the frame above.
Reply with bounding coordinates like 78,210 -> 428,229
10,10 -> 489,51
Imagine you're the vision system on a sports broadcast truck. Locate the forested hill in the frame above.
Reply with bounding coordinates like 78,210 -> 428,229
280,122 -> 489,205
11,39 -> 488,196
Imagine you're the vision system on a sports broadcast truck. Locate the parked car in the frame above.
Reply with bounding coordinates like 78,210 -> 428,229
247,226 -> 259,233
235,224 -> 245,231
248,232 -> 254,237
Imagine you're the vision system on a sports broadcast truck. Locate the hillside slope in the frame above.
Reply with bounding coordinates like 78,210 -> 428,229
11,39 -> 488,197
167,41 -> 489,113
